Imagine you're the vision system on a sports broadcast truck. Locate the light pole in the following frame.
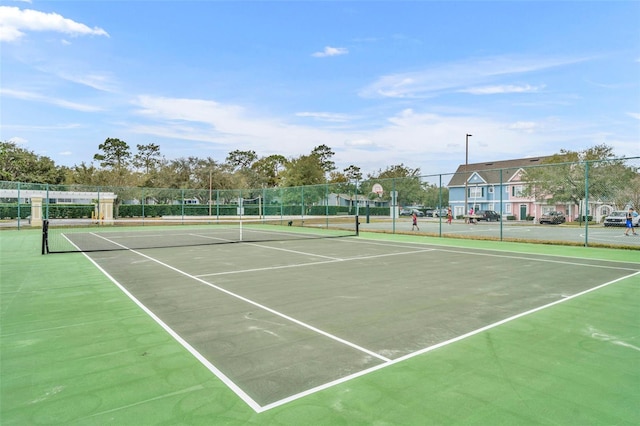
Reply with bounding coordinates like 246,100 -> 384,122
464,134 -> 472,216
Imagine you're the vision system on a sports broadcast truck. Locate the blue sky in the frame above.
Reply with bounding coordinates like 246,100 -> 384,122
1,0 -> 639,176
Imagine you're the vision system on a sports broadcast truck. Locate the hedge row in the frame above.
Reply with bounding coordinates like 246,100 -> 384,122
117,204 -> 390,217
0,203 -> 392,219
0,204 -> 31,219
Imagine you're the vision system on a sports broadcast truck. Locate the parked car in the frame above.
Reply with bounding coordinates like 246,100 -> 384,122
475,210 -> 501,222
603,211 -> 640,227
539,211 -> 566,224
399,208 -> 424,217
432,208 -> 449,217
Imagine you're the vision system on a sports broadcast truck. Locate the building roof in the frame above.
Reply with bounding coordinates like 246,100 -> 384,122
447,156 -> 555,187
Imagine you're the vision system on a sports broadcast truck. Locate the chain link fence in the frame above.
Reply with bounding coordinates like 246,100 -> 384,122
1,156 -> 638,248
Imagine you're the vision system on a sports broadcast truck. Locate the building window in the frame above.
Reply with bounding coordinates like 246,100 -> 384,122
505,204 -> 512,214
469,187 -> 483,198
488,186 -> 494,194
511,185 -> 523,197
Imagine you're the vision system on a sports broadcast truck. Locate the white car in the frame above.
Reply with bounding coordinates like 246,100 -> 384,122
603,211 -> 640,227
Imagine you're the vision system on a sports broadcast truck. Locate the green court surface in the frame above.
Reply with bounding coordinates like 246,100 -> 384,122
1,227 -> 639,425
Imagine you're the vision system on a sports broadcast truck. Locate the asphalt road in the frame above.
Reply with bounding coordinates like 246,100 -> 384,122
359,217 -> 640,247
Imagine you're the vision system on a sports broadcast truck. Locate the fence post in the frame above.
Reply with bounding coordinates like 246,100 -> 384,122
17,182 -> 21,230
181,188 -> 185,220
499,169 -> 503,241
392,178 -> 396,234
584,161 -> 589,247
438,174 -> 443,237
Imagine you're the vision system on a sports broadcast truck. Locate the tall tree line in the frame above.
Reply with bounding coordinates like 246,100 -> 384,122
0,139 -> 365,190
2,139 -> 636,209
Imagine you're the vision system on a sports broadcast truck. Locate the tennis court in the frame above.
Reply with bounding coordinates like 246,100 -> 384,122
1,223 -> 639,424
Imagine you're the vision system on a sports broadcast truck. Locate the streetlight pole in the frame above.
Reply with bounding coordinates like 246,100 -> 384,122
464,134 -> 472,216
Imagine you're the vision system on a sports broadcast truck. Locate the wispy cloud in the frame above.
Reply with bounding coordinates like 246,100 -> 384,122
295,112 -> 354,122
0,6 -> 109,42
461,84 -> 545,95
55,71 -> 118,93
344,138 -> 375,147
360,55 -> 588,99
3,123 -> 83,131
507,121 -> 539,133
312,46 -> 348,57
627,112 -> 640,120
0,88 -> 103,112
8,136 -> 28,145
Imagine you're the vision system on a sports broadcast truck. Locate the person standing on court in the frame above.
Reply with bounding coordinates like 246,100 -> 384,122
624,207 -> 637,236
412,211 -> 420,231
447,207 -> 453,225
468,207 -> 476,224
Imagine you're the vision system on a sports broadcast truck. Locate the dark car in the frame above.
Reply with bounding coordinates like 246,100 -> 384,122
475,210 -> 501,222
539,211 -> 566,224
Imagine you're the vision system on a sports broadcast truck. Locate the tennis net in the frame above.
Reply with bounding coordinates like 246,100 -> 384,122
42,215 -> 359,254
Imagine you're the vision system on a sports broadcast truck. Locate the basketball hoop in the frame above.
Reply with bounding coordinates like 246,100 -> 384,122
372,183 -> 384,198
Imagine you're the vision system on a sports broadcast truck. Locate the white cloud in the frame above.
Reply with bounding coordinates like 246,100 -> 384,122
312,46 -> 348,57
507,121 -> 539,133
627,112 -> 640,120
0,88 -> 103,112
295,112 -> 354,122
3,123 -> 83,131
124,94 -> 615,176
9,136 -> 28,145
130,95 -> 340,155
55,71 -> 118,92
0,6 -> 109,42
461,84 -> 545,95
360,55 -> 587,99
344,138 -> 374,147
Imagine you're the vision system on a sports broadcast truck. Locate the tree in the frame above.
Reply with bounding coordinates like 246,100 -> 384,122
311,144 -> 336,175
367,164 -> 424,207
225,150 -> 258,170
329,165 -> 363,212
92,138 -> 134,188
133,143 -> 163,174
522,144 -> 635,220
281,154 -> 325,187
0,141 -> 65,184
66,162 -> 98,185
344,164 -> 362,182
420,183 -> 449,208
618,173 -> 640,210
251,154 -> 288,187
94,138 -> 131,170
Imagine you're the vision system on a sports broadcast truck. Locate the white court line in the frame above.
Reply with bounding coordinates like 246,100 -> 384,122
76,232 -> 639,413
195,248 -> 434,278
72,234 -> 261,412
87,233 -> 392,410
340,237 -> 640,271
258,269 -> 640,412
242,242 -> 342,260
192,230 -> 349,261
